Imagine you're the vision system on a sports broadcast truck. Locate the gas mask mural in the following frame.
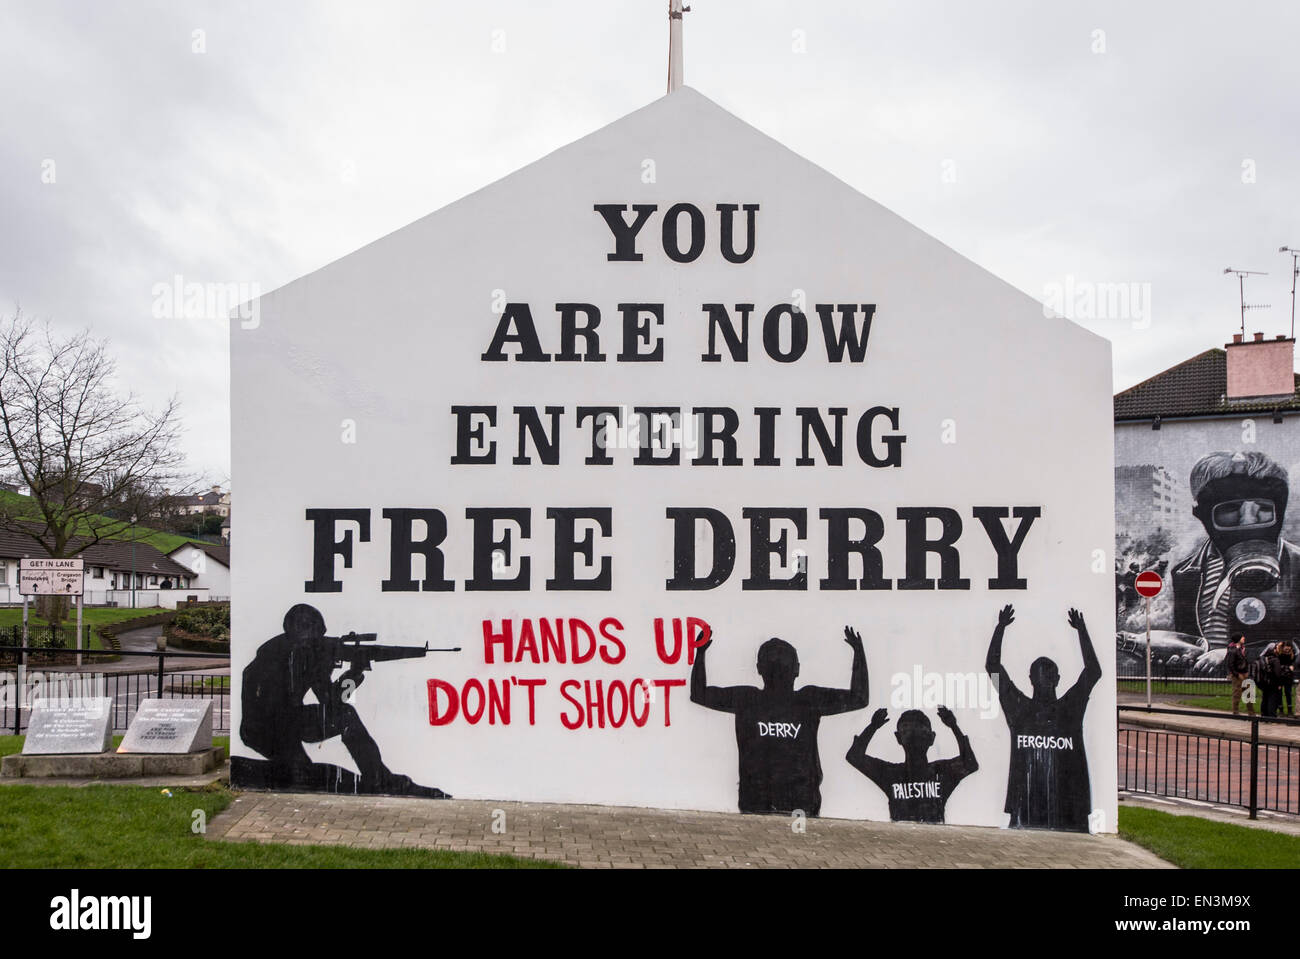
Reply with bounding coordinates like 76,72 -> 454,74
1171,450 -> 1300,671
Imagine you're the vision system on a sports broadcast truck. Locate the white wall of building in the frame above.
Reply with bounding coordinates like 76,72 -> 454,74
169,544 -> 231,598
231,89 -> 1115,829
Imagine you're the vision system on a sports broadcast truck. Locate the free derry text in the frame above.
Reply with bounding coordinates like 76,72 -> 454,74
303,201 -> 1042,594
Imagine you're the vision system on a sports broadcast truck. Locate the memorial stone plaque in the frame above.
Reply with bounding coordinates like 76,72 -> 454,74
22,697 -> 113,754
117,699 -> 214,754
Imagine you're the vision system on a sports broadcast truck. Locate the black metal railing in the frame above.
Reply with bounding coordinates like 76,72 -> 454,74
0,623 -> 92,654
1113,655 -> 1300,701
1118,704 -> 1300,818
0,645 -> 230,736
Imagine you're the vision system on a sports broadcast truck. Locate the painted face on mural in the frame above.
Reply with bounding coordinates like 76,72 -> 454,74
1191,452 -> 1290,596
1028,657 -> 1060,698
756,638 -> 800,691
1211,499 -> 1277,529
283,603 -> 327,639
894,710 -> 936,752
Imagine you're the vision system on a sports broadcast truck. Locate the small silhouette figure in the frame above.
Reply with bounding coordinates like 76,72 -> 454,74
691,625 -> 868,816
845,705 -> 978,823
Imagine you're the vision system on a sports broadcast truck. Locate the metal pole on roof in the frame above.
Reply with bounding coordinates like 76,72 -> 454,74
1224,268 -> 1269,335
1281,247 -> 1300,340
668,0 -> 689,92
130,513 -> 137,610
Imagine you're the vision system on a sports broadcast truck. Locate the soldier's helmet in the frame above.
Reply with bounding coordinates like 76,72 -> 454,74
283,604 -> 327,638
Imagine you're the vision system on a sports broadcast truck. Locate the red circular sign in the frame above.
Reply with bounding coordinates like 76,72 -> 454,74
1135,570 -> 1163,598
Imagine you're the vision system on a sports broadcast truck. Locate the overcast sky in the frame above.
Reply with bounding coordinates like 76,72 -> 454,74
2,0 -> 1298,484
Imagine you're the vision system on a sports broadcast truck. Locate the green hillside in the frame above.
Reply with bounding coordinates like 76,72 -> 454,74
0,489 -> 209,554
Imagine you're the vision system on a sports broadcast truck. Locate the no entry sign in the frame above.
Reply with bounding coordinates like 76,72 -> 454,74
1135,570 -> 1163,598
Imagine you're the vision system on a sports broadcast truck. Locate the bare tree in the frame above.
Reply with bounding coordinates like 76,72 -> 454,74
0,313 -> 189,616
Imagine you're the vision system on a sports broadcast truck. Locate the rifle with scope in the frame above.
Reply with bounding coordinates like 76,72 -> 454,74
328,632 -> 460,672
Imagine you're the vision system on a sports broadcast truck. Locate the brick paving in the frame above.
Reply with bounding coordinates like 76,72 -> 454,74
206,792 -> 1173,868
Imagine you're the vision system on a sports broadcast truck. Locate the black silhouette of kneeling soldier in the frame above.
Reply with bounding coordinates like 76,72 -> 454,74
233,604 -> 446,797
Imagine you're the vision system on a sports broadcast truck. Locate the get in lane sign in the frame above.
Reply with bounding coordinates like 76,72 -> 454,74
19,558 -> 85,596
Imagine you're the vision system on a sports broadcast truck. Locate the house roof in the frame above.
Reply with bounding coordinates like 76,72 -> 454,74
0,526 -> 195,579
174,489 -> 227,508
169,540 -> 229,568
1114,348 -> 1300,420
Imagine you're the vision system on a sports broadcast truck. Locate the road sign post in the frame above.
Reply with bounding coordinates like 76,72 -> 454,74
1135,570 -> 1165,707
1145,597 -> 1151,706
18,558 -> 86,664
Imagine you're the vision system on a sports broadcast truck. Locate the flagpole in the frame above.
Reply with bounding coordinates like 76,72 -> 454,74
668,0 -> 687,92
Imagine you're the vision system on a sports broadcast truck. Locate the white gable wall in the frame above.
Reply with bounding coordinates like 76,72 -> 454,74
231,89 -> 1114,829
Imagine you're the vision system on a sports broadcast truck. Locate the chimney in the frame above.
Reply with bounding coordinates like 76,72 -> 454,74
1226,333 -> 1296,401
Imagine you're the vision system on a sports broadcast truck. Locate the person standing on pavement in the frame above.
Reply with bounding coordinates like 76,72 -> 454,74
1227,635 -> 1254,716
1276,640 -> 1297,716
1258,642 -> 1284,718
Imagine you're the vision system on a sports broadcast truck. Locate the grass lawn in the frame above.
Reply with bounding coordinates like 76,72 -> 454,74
1176,695 -> 1238,712
1174,694 -> 1299,715
0,734 -> 557,868
165,675 -> 229,690
1118,679 -> 1232,697
0,783 -> 560,868
0,605 -> 168,651
0,607 -> 169,629
1118,805 -> 1300,868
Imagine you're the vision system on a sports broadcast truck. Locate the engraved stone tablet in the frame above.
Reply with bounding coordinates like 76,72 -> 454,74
22,697 -> 113,754
117,699 -> 213,754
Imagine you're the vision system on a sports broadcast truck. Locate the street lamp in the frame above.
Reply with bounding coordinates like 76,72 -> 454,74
130,513 -> 137,610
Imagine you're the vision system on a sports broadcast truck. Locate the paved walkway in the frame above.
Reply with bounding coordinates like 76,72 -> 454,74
206,792 -> 1172,868
1119,694 -> 1300,746
49,625 -> 231,673
0,761 -> 230,790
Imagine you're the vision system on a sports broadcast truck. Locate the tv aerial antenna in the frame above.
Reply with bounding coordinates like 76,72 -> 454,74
1223,268 -> 1270,335
1280,246 -> 1300,339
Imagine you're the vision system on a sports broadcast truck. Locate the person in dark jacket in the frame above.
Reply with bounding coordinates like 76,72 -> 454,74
1276,640 -> 1296,716
1258,643 -> 1285,718
1226,635 -> 1254,716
